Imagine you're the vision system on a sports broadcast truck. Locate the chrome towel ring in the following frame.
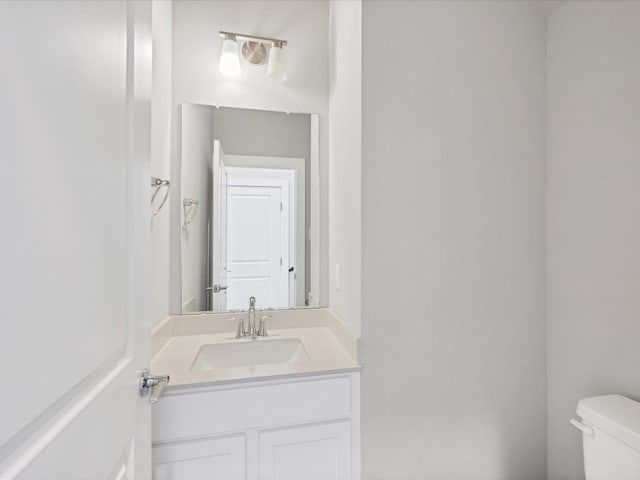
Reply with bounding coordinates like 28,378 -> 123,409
151,177 -> 171,216
183,198 -> 199,227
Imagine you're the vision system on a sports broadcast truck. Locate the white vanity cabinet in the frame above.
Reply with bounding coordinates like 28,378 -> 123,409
258,421 -> 352,480
151,372 -> 360,480
153,435 -> 246,479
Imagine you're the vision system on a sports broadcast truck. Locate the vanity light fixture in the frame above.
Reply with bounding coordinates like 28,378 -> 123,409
218,33 -> 241,76
218,31 -> 287,81
267,40 -> 287,81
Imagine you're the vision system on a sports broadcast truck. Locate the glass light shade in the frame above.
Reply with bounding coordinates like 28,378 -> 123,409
219,38 -> 241,76
267,44 -> 287,81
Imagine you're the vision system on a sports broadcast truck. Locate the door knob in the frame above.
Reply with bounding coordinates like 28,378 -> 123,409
139,369 -> 170,404
206,285 -> 228,292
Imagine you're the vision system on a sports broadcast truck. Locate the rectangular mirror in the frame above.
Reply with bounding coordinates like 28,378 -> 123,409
178,104 -> 320,314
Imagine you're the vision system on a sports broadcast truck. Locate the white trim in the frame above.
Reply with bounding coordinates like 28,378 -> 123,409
310,114 -> 320,307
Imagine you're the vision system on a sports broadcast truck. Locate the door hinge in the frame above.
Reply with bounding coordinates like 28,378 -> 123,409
280,257 -> 283,266
280,202 -> 283,211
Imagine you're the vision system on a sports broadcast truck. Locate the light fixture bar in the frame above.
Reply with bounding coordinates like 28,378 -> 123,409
219,31 -> 287,47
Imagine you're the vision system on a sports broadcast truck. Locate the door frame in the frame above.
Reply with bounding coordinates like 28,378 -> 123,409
210,140 -> 228,312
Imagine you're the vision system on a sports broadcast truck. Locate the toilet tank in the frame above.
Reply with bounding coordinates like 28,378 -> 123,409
573,394 -> 640,479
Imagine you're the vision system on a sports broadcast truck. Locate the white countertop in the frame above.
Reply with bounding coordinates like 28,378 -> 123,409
151,310 -> 360,388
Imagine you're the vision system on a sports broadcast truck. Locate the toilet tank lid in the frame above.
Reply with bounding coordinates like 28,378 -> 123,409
577,394 -> 640,451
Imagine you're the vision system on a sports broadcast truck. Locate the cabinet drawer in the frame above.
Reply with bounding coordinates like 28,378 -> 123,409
153,375 -> 353,442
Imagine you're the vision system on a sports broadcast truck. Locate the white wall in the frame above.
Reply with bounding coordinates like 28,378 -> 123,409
151,0 -> 172,327
172,0 -> 329,307
328,0 -> 362,337
546,2 -> 640,478
361,2 -> 547,478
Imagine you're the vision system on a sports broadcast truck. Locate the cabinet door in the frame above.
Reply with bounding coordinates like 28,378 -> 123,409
259,422 -> 352,480
153,435 -> 246,480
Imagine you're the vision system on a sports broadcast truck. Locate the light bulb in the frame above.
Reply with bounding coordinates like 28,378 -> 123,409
267,42 -> 287,81
219,35 -> 241,76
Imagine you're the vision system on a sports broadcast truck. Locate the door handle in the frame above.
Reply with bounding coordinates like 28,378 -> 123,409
139,369 -> 170,404
570,418 -> 594,437
206,285 -> 228,292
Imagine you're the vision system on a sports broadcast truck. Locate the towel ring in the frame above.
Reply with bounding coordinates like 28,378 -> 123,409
183,198 -> 199,227
151,177 -> 171,216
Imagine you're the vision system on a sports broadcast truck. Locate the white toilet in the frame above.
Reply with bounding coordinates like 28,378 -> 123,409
571,394 -> 640,479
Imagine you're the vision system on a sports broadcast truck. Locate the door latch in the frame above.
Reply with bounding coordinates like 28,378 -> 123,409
139,369 -> 170,404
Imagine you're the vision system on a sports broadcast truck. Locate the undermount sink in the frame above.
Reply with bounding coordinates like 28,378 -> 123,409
191,337 -> 309,372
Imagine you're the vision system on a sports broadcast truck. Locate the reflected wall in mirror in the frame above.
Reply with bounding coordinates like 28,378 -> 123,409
179,104 -> 320,314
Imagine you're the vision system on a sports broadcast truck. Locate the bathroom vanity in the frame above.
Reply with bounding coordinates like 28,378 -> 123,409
150,309 -> 361,480
157,62 -> 362,480
157,88 -> 362,479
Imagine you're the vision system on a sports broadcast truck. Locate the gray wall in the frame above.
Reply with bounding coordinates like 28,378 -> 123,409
180,104 -> 214,311
361,2 -> 547,478
212,108 -> 310,160
547,2 -> 640,479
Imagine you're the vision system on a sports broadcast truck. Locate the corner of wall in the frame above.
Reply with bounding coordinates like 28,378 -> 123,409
151,0 -> 173,328
328,0 -> 362,338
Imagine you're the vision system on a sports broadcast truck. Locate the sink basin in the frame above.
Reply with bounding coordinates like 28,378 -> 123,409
191,338 -> 309,372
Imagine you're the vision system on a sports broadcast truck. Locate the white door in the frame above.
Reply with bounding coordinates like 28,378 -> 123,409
0,2 -> 153,479
224,154 -> 306,308
258,422 -> 352,480
226,168 -> 293,311
211,140 -> 229,311
226,184 -> 287,310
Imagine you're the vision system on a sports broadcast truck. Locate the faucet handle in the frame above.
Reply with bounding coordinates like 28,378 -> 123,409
257,315 -> 271,337
234,317 -> 246,338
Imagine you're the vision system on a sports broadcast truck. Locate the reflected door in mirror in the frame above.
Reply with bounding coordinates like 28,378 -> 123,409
226,168 -> 292,310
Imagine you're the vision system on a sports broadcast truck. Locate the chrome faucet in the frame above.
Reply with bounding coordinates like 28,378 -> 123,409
235,296 -> 269,338
248,296 -> 257,336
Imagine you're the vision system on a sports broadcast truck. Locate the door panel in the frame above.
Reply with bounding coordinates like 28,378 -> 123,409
0,1 -> 152,478
227,185 -> 285,310
258,422 -> 352,480
153,436 -> 246,480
